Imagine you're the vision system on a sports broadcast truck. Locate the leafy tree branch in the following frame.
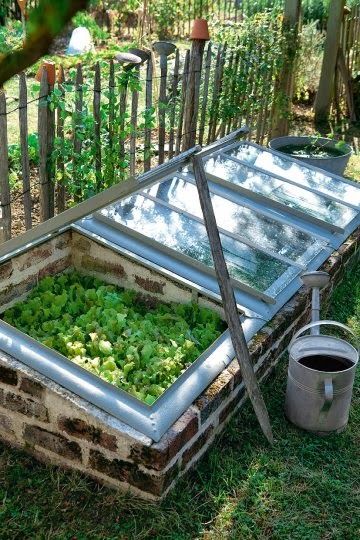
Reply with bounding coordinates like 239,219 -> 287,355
0,0 -> 89,86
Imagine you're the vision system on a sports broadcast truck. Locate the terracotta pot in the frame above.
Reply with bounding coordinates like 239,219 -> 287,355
17,0 -> 26,14
190,19 -> 210,40
36,61 -> 56,86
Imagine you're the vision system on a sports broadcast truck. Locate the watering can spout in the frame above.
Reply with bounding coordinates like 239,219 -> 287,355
301,271 -> 330,335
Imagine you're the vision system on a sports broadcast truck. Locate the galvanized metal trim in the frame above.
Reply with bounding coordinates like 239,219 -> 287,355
0,319 -> 235,442
203,169 -> 345,235
94,209 -> 275,304
195,125 -> 249,158
147,180 -> 305,269
221,151 -> 360,211
0,146 -> 200,265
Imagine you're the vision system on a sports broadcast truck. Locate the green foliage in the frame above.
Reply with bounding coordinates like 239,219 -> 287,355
0,20 -> 24,54
3,271 -> 225,404
71,10 -> 109,41
294,21 -> 325,103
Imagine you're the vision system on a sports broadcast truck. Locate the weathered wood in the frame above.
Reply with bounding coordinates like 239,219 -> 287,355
220,49 -> 234,138
228,42 -> 240,134
270,0 -> 301,138
144,55 -> 153,171
73,63 -> 84,202
192,154 -> 274,445
93,61 -> 102,189
108,59 -> 115,150
198,42 -> 212,145
19,72 -> 32,229
337,47 -> 357,122
56,65 -> 66,213
182,37 -> 207,151
208,44 -> 227,143
38,67 -> 50,221
118,70 -> 129,172
129,65 -> 140,177
168,49 -> 180,159
0,88 -> 11,241
158,51 -> 168,164
175,50 -> 190,155
314,0 -> 345,124
47,76 -> 56,218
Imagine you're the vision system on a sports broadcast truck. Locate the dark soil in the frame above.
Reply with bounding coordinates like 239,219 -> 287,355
277,143 -> 346,159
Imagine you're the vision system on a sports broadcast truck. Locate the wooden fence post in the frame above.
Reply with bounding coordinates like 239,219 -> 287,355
182,19 -> 210,151
314,0 -> 346,125
93,62 -> 102,189
175,49 -> 190,155
73,63 -> 83,202
38,68 -> 51,221
56,65 -> 66,213
270,0 -> 301,138
19,72 -> 32,229
144,54 -> 153,171
0,88 -> 11,241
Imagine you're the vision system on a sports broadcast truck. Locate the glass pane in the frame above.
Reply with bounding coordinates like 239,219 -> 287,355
204,155 -> 357,228
100,194 -> 297,296
147,177 -> 324,265
225,143 -> 360,207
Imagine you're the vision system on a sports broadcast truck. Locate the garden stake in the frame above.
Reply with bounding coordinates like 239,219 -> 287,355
192,154 -> 274,444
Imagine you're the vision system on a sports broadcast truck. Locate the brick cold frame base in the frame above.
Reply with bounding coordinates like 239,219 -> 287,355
0,228 -> 358,500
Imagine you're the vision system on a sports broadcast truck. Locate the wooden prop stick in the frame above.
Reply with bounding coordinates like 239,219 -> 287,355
192,154 -> 274,444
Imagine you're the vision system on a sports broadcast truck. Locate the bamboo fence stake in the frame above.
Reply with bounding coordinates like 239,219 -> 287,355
192,154 -> 274,445
56,65 -> 66,213
168,49 -> 180,160
38,68 -> 51,221
73,63 -> 84,202
175,49 -> 190,155
93,61 -> 102,189
129,65 -> 139,177
182,19 -> 209,151
19,72 -> 32,229
198,42 -> 212,145
144,55 -> 153,171
0,88 -> 11,241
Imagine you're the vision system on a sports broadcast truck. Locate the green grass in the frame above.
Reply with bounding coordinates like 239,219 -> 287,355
0,261 -> 359,539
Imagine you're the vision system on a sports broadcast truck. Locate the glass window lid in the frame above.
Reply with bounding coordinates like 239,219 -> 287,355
98,194 -> 299,301
203,155 -> 357,231
145,176 -> 325,266
224,142 -> 360,208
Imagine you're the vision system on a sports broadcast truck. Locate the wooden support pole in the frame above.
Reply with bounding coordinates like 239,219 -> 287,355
144,55 -> 153,171
73,63 -> 83,202
182,19 -> 210,151
93,61 -> 102,189
0,88 -> 11,241
314,0 -> 345,125
56,65 -> 66,213
192,154 -> 274,445
19,72 -> 32,229
38,67 -> 51,221
270,0 -> 301,138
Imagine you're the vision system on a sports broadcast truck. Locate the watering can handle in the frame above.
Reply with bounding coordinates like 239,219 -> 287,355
289,320 -> 359,353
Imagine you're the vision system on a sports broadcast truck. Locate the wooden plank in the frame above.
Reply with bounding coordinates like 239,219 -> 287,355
314,0 -> 345,124
198,42 -> 212,145
19,72 -> 32,229
129,65 -> 139,177
73,63 -> 84,202
158,52 -> 168,164
192,154 -> 274,445
182,37 -> 207,150
56,65 -> 66,213
144,55 -> 153,171
0,88 -> 11,241
38,68 -> 50,221
168,49 -> 180,160
93,61 -> 102,190
175,50 -> 190,155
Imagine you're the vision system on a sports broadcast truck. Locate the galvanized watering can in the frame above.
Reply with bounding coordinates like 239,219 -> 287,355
285,270 -> 359,435
285,320 -> 358,434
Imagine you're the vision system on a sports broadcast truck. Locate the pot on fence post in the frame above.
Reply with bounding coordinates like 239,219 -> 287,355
182,19 -> 210,151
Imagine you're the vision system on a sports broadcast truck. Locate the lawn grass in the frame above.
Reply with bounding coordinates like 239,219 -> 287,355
0,260 -> 359,538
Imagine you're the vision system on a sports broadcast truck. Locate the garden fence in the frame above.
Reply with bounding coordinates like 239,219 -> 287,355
0,18 -> 286,241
